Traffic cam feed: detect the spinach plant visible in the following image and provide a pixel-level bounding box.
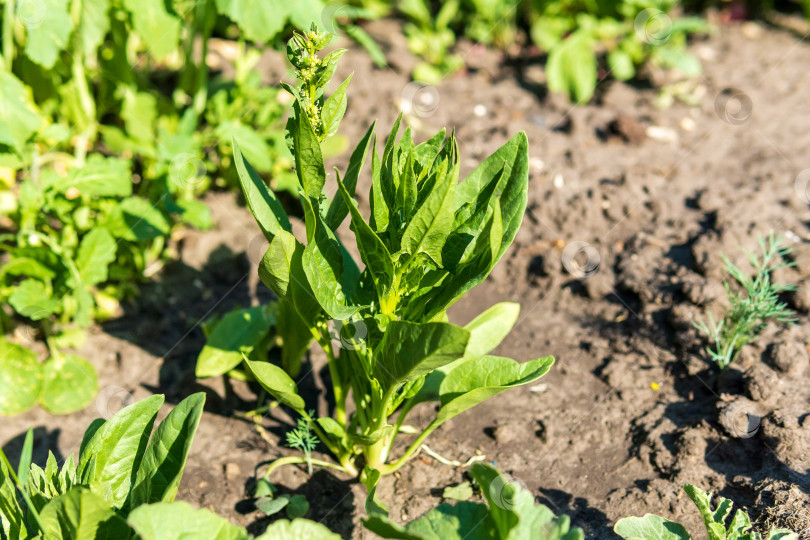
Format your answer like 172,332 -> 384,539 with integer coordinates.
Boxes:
615,484 -> 798,540
0,393 -> 205,539
365,462 -> 584,540
232,26 -> 554,482
693,233 -> 797,369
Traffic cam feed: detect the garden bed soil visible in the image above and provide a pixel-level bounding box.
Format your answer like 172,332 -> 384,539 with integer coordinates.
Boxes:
3,17 -> 810,539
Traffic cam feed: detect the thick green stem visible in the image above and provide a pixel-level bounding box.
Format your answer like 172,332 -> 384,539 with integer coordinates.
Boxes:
70,0 -> 96,165
319,336 -> 347,426
378,420 -> 440,476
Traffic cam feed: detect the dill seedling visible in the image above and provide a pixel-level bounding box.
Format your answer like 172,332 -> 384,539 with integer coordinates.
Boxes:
694,233 -> 798,369
286,413 -> 320,474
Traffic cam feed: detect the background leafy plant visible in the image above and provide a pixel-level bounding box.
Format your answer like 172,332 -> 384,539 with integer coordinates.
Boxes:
0,0 -> 337,415
0,393 -> 206,539
615,484 -> 798,540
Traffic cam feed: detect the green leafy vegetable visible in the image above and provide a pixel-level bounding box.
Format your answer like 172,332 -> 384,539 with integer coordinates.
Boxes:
230,26 -> 553,483
616,484 -> 799,540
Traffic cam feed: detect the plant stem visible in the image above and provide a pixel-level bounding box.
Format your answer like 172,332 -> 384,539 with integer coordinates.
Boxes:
379,420 -> 440,476
319,335 -> 347,426
262,455 -> 352,479
70,0 -> 96,165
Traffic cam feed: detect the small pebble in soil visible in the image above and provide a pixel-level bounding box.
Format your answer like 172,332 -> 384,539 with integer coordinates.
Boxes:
492,423 -> 521,445
224,462 -> 241,478
646,125 -> 678,143
473,104 -> 487,117
553,173 -> 564,188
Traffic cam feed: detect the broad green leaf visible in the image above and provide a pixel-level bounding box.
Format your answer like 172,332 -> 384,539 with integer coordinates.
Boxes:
321,74 -> 353,138
214,0 -> 288,43
174,198 -> 212,230
39,487 -> 130,539
118,197 -> 170,241
79,0 -> 111,56
0,257 -> 55,281
54,155 -> 132,197
364,502 -> 495,540
244,359 -> 305,412
406,502 -> 495,540
290,101 -> 326,199
233,139 -> 292,240
442,483 -> 473,502
122,0 -> 181,60
430,355 -> 554,427
0,338 -> 43,415
196,305 -> 275,378
0,456 -> 27,538
614,515 -> 691,540
257,496 -> 288,516
17,429 -> 33,487
77,228 -> 117,286
39,353 -> 98,414
128,501 -> 248,540
256,518 -> 341,540
80,419 -> 106,458
9,280 -> 60,319
0,72 -> 41,154
259,230 -> 299,298
23,0 -> 74,69
546,32 -> 597,104
300,196 -> 357,320
79,394 -> 164,508
131,393 -> 206,506
683,484 -> 728,540
285,495 -> 309,519
336,172 -> 394,300
220,123 -> 272,172
325,123 -> 375,230
418,201 -> 502,320
728,510 -> 751,537
463,302 -> 520,359
373,322 -> 469,394
258,231 -> 322,328
400,162 -> 456,267
455,131 -> 528,264
607,49 -> 635,81
122,91 -> 158,143
370,143 -> 389,233
469,463 -> 583,540
277,299 -> 313,377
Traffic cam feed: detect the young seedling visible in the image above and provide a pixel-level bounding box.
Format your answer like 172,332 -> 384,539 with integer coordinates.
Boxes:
615,484 -> 798,540
286,414 -> 319,475
365,463 -> 584,540
232,25 -> 554,484
693,233 -> 797,369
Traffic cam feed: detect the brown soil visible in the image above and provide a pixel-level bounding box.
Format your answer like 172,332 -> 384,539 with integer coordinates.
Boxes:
3,18 -> 810,540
